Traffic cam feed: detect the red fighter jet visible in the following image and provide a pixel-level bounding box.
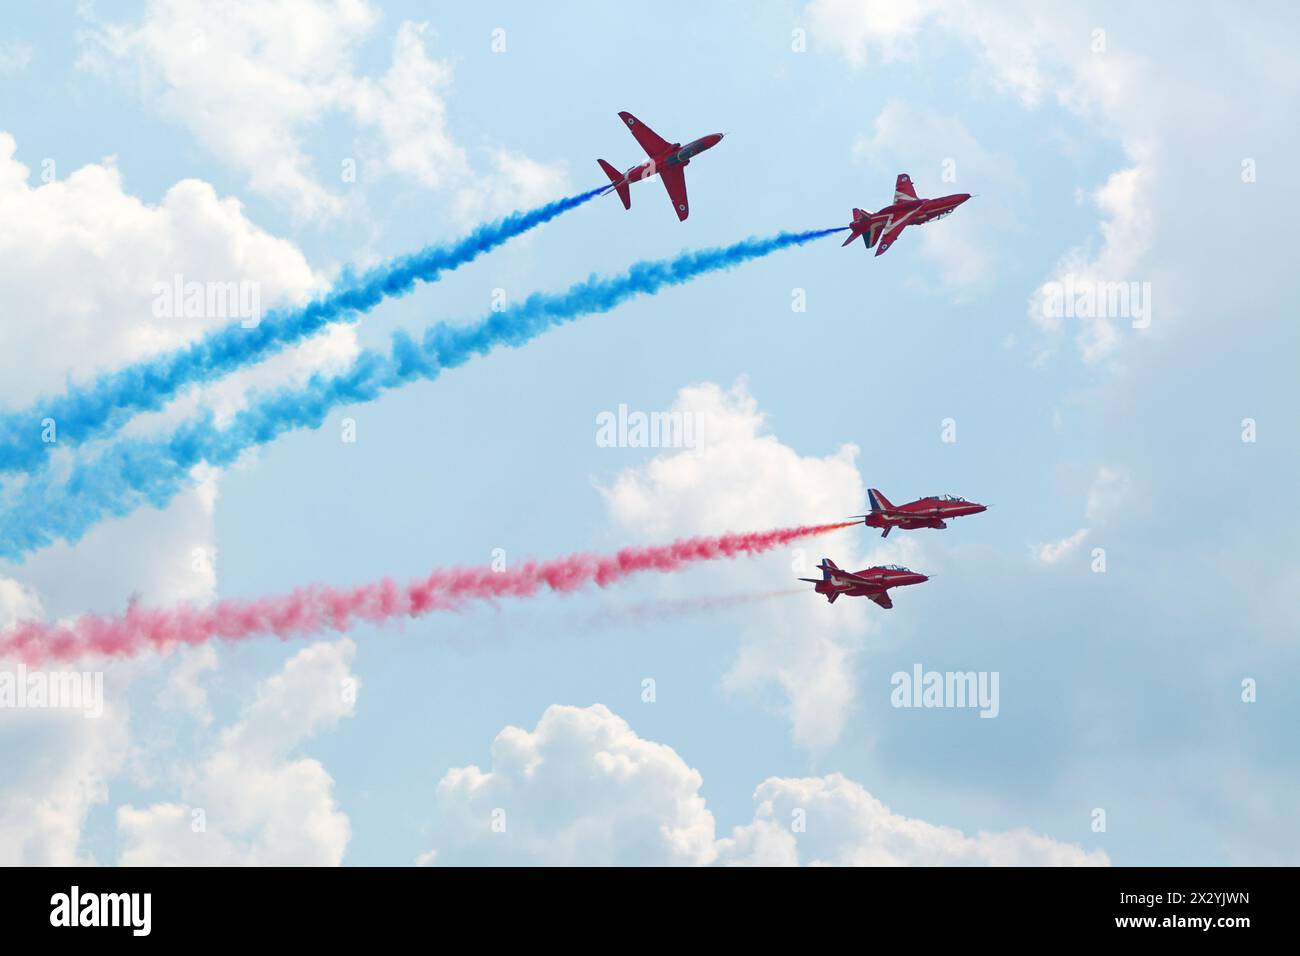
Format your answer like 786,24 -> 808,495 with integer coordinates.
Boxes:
798,558 -> 929,609
843,173 -> 971,256
851,488 -> 988,539
597,112 -> 724,221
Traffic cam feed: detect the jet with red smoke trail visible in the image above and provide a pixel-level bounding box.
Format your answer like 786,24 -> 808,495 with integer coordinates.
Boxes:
798,558 -> 929,609
2,521 -> 855,664
850,488 -> 988,539
597,112 -> 724,221
841,173 -> 971,256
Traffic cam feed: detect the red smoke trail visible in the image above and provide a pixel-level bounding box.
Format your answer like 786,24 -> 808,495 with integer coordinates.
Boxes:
0,522 -> 853,664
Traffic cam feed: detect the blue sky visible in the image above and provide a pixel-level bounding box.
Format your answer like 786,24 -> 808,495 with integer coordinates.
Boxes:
0,0 -> 1296,865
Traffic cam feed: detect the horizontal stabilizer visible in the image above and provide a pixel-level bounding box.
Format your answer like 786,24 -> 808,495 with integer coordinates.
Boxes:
597,159 -> 630,210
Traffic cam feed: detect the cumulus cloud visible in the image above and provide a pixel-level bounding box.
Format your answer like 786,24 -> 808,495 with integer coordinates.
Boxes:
0,134 -> 321,408
427,703 -> 718,866
0,705 -> 131,865
79,0 -> 380,219
1,577 -> 134,865
600,381 -> 863,538
0,125 -> 363,865
79,2 -> 566,219
117,639 -> 358,865
719,773 -> 1108,866
0,131 -> 354,613
343,20 -> 467,193
425,704 -> 1106,866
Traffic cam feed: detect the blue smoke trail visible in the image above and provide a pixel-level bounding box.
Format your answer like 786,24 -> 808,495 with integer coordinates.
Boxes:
0,227 -> 845,560
0,186 -> 607,476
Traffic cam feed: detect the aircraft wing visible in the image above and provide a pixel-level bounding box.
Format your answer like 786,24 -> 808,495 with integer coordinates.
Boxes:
618,111 -> 672,158
659,164 -> 689,221
868,591 -> 894,609
875,220 -> 908,256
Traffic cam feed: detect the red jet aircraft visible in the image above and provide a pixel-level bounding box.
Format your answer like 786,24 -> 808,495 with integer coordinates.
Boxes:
851,488 -> 988,539
798,558 -> 928,609
598,112 -> 724,221
843,173 -> 971,256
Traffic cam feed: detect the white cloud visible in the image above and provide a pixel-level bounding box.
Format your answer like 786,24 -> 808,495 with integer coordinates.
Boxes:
80,3 -> 566,220
427,704 -> 1106,866
806,0 -> 948,69
0,127 -> 362,864
427,703 -> 718,866
601,381 -> 863,541
1033,528 -> 1089,565
117,639 -> 358,865
1,583 -> 137,865
719,773 -> 1108,866
0,577 -> 42,626
454,148 -> 570,221
1030,162 -> 1155,363
80,0 -> 379,219
0,701 -> 132,865
343,21 -> 467,193
0,130 -> 359,606
0,134 -> 321,409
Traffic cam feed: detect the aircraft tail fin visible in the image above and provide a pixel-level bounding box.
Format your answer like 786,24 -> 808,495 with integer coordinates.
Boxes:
598,159 -> 631,209
818,558 -> 840,580
842,208 -> 872,248
867,488 -> 894,512
894,173 -> 917,202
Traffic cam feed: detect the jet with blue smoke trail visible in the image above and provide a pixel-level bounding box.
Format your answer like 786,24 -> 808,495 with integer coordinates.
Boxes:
0,186 -> 607,476
0,227 -> 845,560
